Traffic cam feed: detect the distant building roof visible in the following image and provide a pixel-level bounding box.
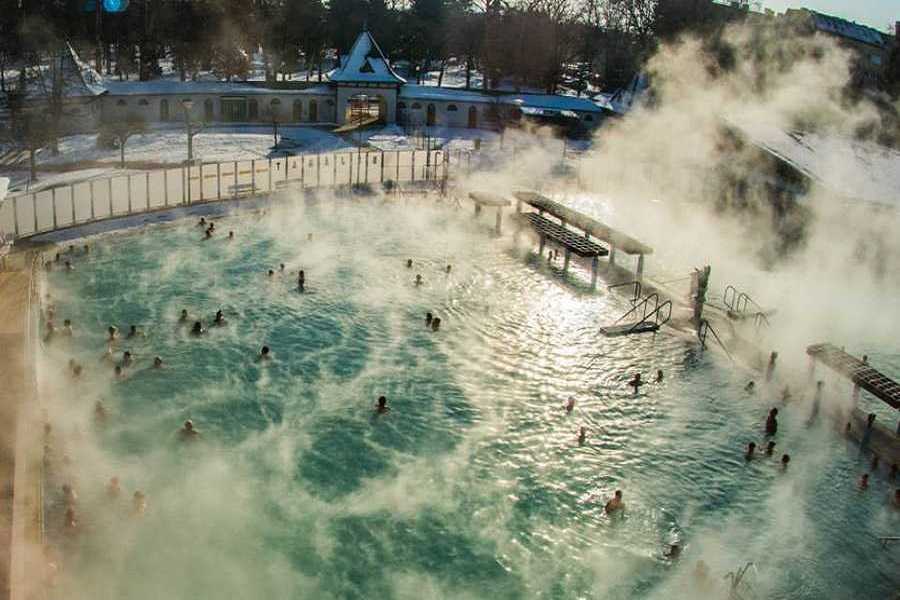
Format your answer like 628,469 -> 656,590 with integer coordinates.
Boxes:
788,8 -> 889,48
328,30 -> 406,85
104,80 -> 332,97
400,85 -> 602,113
21,42 -> 107,100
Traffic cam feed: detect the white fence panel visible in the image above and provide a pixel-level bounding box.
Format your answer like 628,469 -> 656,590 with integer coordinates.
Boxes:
318,154 -> 333,188
34,190 -> 54,232
0,195 -> 17,236
199,164 -> 218,201
131,174 -> 149,213
148,172 -> 166,209
54,187 -> 74,227
110,176 -> 130,215
72,183 -> 91,222
15,195 -> 36,236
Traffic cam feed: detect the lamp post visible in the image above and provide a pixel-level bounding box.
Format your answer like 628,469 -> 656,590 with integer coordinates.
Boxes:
182,98 -> 194,162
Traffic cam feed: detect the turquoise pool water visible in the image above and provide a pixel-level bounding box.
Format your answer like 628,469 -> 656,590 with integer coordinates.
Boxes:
38,200 -> 899,599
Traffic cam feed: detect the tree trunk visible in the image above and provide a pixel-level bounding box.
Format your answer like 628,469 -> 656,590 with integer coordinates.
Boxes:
465,57 -> 471,89
120,141 -> 126,168
29,149 -> 37,182
437,60 -> 445,87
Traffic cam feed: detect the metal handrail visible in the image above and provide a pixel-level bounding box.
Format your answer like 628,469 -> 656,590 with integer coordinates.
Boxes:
698,319 -> 735,362
628,299 -> 672,333
608,280 -> 641,304
723,285 -> 738,311
612,293 -> 659,326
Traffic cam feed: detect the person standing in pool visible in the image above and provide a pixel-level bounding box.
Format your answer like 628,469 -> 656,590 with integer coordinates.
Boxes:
859,473 -> 869,490
258,346 -> 272,361
765,440 -> 776,456
765,408 -> 778,436
655,369 -> 664,383
298,270 -> 305,292
415,274 -> 423,286
214,310 -> 227,326
375,396 -> 389,414
191,321 -> 205,336
425,312 -> 433,327
197,217 -> 207,228
153,356 -> 164,369
781,454 -> 791,470
431,317 -> 441,332
406,259 -> 413,269
62,319 -> 73,337
807,381 -> 823,425
179,309 -> 189,324
628,373 -> 643,394
179,420 -> 199,441
578,426 -> 586,445
605,490 -> 624,514
766,351 -> 778,382
861,413 -> 876,450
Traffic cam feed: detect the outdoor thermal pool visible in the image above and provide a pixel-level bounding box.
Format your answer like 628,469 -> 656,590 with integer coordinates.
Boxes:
34,198 -> 899,599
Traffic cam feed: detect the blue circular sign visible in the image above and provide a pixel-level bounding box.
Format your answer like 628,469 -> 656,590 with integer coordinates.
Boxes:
103,0 -> 128,12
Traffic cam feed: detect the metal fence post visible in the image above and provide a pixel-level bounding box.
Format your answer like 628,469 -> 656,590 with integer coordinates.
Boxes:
251,160 -> 256,197
108,178 -> 113,215
90,181 -> 96,219
199,164 -> 205,202
145,172 -> 150,211
128,174 -> 133,213
268,158 -> 272,192
164,170 -> 169,207
411,151 -> 415,182
32,194 -> 38,232
380,150 -> 385,183
217,162 -> 222,200
12,196 -> 19,237
234,161 -> 239,200
50,187 -> 57,229
396,150 -> 400,181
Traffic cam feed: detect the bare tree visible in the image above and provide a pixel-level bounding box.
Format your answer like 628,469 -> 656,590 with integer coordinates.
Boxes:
99,112 -> 148,168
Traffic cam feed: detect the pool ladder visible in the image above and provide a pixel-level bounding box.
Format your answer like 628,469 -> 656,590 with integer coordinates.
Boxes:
723,285 -> 770,330
698,318 -> 735,362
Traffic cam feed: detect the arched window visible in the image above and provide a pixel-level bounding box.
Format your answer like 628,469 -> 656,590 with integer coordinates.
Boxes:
248,99 -> 259,121
293,100 -> 302,121
446,104 -> 458,112
411,102 -> 421,110
160,99 -> 169,121
204,98 -> 214,121
138,99 -> 149,106
309,99 -> 318,122
116,99 -> 127,106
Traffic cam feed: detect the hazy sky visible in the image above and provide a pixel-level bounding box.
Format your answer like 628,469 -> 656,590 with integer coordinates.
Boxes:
762,0 -> 897,32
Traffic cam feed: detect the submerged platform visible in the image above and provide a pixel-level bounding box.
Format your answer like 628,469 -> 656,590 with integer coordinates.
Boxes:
521,213 -> 608,257
599,321 -> 660,336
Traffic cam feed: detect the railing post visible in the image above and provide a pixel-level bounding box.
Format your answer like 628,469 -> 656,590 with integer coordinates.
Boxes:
163,170 -> 169,207
234,161 -> 238,200
90,181 -> 96,219
268,158 -> 272,192
301,155 -> 305,188
217,162 -> 221,200
317,153 -> 321,189
145,172 -> 150,211
182,166 -> 188,205
51,187 -> 57,229
365,151 -> 369,185
411,151 -> 415,182
108,178 -> 113,215
127,174 -> 134,213
32,194 -> 38,233
380,150 -> 385,183
12,196 -> 19,237
199,163 -> 205,202
396,150 -> 400,182
251,160 -> 256,197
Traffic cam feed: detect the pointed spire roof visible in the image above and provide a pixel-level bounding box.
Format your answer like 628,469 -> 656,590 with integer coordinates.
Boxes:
328,30 -> 406,85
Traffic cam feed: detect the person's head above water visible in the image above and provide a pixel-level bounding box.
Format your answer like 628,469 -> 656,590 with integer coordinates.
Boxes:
260,346 -> 270,358
406,259 -> 413,268
191,321 -> 203,334
184,419 -> 193,431
280,263 -> 285,271
268,269 -> 274,277
153,356 -> 163,368
180,309 -> 188,320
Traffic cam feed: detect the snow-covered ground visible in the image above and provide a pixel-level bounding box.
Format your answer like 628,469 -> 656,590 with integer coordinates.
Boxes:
33,125 -> 352,167
363,125 -> 500,152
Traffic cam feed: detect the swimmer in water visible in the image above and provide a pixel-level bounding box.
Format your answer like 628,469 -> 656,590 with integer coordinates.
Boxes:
578,426 -> 586,445
766,351 -> 778,382
179,420 -> 199,441
628,373 -> 643,394
431,317 -> 441,332
781,454 -> 791,469
406,259 -> 413,269
114,365 -> 123,379
565,398 -> 575,413
298,270 -> 305,292
127,325 -> 139,339
197,217 -> 206,227
107,476 -> 121,499
375,395 -> 389,414
765,408 -> 778,436
208,222 -> 215,233
656,369 -> 663,383
64,507 -> 78,532
214,310 -> 227,326
604,490 -> 624,514
664,544 -> 682,560
43,322 -> 55,343
65,260 -> 73,271
62,319 -> 73,336
258,346 -> 271,361
268,269 -> 275,277
765,440 -> 776,456
426,312 -> 433,327
191,321 -> 205,336
446,265 -> 452,274
228,231 -> 234,240
108,326 -> 118,342
179,309 -> 189,323
279,263 -> 285,273
132,491 -> 147,516
84,244 -> 90,254
744,381 -> 755,393
415,274 -> 423,286
153,356 -> 163,369
859,473 -> 869,490
62,484 -> 78,507
745,442 -> 756,461
122,351 -> 133,367
204,229 -> 212,240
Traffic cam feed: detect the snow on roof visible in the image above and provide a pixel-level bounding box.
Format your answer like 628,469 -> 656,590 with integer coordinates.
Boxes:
808,10 -> 888,48
21,42 -> 106,99
104,80 -> 333,97
733,118 -> 900,208
400,85 -> 602,113
328,30 -> 406,85
595,73 -> 649,115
